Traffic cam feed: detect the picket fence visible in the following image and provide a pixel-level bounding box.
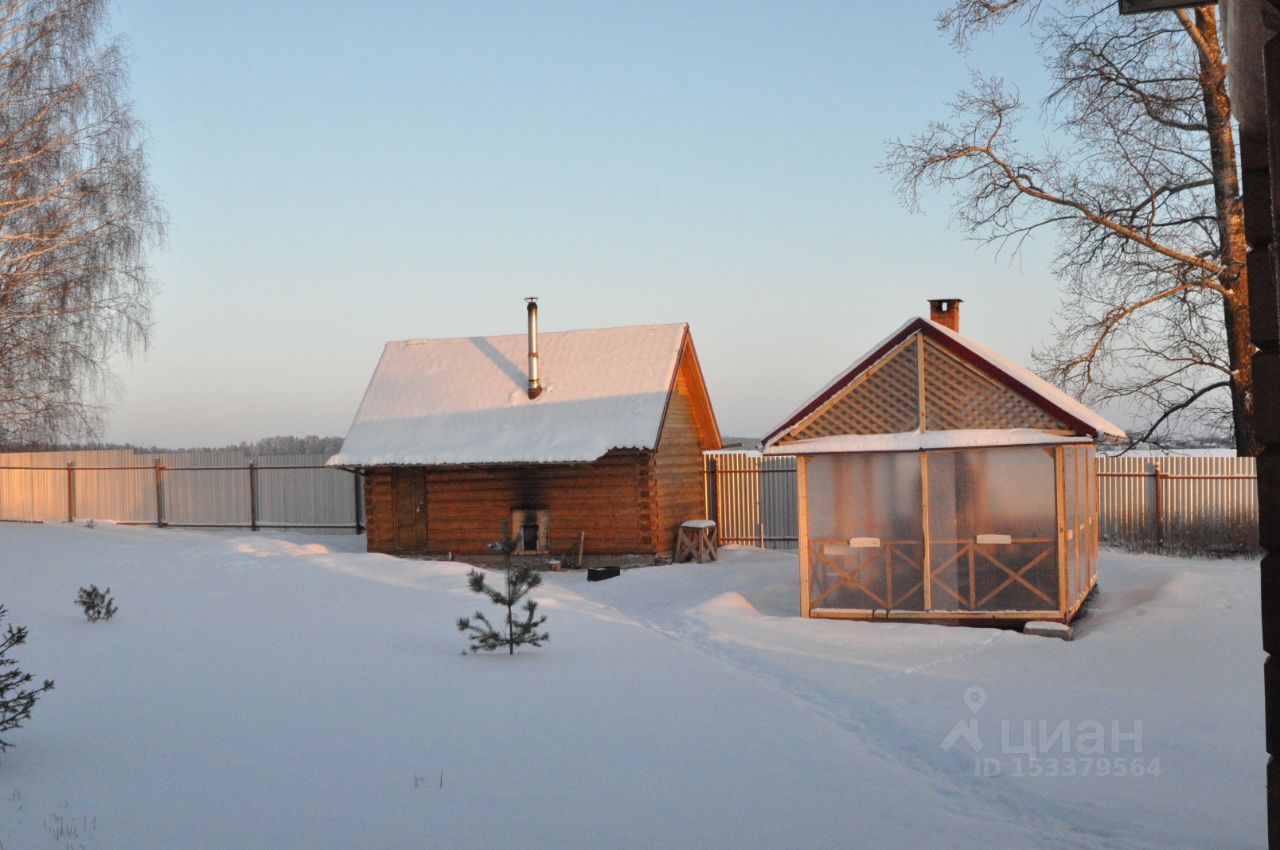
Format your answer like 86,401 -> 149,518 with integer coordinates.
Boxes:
703,451 -> 1260,556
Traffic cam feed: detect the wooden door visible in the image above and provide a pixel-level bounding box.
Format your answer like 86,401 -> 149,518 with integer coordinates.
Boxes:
392,469 -> 428,553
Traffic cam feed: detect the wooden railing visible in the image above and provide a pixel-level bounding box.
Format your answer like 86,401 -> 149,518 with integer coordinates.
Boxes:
808,536 -> 1060,612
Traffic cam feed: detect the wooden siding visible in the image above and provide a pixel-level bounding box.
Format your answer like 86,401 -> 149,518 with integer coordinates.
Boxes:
363,470 -> 397,553
652,364 -> 714,556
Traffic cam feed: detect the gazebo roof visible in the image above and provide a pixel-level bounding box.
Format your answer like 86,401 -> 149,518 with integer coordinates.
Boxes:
761,317 -> 1124,454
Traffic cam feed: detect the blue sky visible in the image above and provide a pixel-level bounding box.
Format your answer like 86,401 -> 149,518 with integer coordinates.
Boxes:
102,1 -> 1068,446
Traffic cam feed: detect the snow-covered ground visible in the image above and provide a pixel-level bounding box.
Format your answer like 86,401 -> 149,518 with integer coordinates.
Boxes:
0,524 -> 1264,849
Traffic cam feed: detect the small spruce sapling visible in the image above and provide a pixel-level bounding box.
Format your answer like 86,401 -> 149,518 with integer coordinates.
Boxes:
457,535 -> 550,654
0,605 -> 54,752
76,585 -> 117,623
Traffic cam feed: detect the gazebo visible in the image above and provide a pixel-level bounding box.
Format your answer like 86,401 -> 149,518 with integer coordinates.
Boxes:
762,300 -> 1124,624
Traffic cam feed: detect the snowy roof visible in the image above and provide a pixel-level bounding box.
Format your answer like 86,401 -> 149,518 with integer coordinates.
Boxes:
761,316 -> 1125,450
329,323 -> 693,467
762,429 -> 1093,456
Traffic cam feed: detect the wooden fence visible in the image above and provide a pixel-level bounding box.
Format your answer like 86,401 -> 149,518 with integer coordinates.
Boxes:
704,451 -> 1260,556
0,449 -> 363,532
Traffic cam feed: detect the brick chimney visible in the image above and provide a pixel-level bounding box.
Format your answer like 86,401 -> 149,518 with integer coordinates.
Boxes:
928,298 -> 962,332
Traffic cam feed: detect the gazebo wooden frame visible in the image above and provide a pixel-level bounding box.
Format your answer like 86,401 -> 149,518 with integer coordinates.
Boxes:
796,443 -> 1098,624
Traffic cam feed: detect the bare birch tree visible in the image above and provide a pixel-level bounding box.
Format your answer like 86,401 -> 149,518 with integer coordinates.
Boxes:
884,2 -> 1255,454
0,0 -> 163,446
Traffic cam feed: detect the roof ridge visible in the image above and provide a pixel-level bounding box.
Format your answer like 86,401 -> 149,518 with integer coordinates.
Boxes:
390,321 -> 689,346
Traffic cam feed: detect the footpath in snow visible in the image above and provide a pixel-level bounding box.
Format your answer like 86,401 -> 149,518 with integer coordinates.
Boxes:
0,523 -> 1265,849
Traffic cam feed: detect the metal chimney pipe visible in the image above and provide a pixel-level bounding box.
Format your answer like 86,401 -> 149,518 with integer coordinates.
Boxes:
526,297 -> 543,399
928,298 -> 962,332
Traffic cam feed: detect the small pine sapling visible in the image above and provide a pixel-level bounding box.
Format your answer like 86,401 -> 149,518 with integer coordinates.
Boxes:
76,585 -> 118,623
457,535 -> 550,654
0,605 -> 54,752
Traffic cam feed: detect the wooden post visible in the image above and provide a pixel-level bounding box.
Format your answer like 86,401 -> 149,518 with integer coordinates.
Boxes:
353,469 -> 364,534
967,544 -> 976,610
154,457 -> 165,527
1055,447 -> 1068,619
797,456 -> 811,617
920,452 -> 932,612
1153,463 -> 1165,549
1216,22 -> 1280,846
1253,35 -> 1280,848
65,461 -> 75,522
248,460 -> 258,532
704,456 -> 718,528
916,336 -> 927,429
1059,445 -> 1070,617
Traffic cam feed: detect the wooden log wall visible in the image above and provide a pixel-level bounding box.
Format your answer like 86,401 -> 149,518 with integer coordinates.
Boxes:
651,366 -> 715,556
364,452 -> 651,557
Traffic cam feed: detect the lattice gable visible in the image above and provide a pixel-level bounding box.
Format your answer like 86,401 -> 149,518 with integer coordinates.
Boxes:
921,337 -> 1067,432
781,336 -> 921,441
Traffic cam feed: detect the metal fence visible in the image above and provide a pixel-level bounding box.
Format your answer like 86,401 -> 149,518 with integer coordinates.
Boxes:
1097,455 -> 1258,554
703,452 -> 798,548
704,450 -> 1260,556
0,449 -> 363,532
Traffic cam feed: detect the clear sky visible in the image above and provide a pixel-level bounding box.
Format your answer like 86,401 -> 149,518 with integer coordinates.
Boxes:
101,0 -> 1075,447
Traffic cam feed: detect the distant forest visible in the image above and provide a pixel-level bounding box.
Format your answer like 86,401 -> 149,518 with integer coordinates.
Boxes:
12,435 -> 345,457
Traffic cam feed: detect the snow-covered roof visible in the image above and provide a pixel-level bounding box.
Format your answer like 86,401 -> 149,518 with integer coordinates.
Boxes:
329,323 -> 691,467
761,316 -> 1125,450
762,429 -> 1093,456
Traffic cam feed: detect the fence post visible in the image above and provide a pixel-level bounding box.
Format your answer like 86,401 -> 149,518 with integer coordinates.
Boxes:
65,461 -> 75,522
1152,462 -> 1165,549
353,470 -> 364,534
248,460 -> 258,532
154,457 -> 165,527
705,456 -> 718,525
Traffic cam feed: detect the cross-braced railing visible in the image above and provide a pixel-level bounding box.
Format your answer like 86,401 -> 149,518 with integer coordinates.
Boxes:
808,537 -> 1057,612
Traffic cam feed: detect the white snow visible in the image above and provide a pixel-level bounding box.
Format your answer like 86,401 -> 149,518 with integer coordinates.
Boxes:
328,323 -> 687,467
0,523 -> 1264,849
764,428 -> 1093,455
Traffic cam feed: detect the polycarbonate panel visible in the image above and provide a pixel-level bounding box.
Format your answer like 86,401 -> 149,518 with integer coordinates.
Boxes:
805,453 -> 924,611
1073,444 -> 1098,606
927,447 -> 1060,612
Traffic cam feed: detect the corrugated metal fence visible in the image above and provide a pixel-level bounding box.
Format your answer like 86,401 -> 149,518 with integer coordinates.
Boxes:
0,449 -> 363,532
1096,455 -> 1258,554
703,452 -> 798,549
704,451 -> 1260,555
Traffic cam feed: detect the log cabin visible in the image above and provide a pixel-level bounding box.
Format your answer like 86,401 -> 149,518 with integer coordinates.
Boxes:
761,299 -> 1124,624
329,300 -> 721,564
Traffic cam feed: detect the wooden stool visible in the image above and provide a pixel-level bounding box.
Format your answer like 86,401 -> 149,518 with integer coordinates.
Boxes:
675,520 -> 718,563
